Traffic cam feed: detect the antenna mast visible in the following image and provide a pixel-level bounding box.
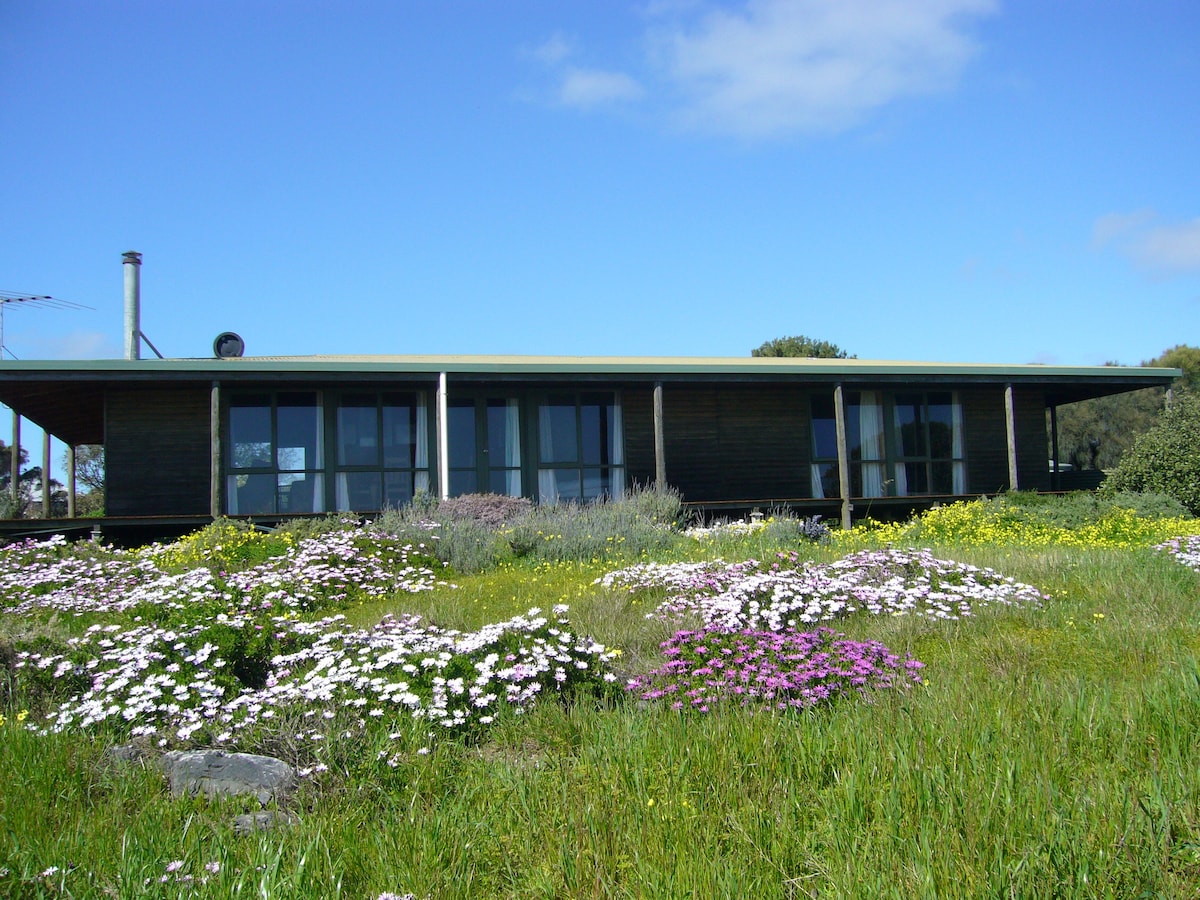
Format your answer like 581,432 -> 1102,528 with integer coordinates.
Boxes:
0,291 -> 92,359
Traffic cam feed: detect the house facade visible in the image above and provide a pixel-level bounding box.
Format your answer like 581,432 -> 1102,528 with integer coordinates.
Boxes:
0,355 -> 1179,528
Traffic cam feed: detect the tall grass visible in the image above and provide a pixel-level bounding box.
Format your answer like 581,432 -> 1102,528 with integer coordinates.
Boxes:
3,494 -> 1200,897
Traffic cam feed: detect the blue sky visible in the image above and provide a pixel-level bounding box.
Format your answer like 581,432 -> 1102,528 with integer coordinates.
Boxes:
1,0 -> 1197,374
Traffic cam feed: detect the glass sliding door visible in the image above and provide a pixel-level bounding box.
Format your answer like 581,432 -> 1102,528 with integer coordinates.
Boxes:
334,391 -> 430,511
227,392 -> 325,514
447,396 -> 523,498
537,392 -> 623,503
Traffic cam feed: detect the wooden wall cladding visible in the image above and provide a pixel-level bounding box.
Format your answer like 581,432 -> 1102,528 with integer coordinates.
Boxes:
106,387 -> 211,516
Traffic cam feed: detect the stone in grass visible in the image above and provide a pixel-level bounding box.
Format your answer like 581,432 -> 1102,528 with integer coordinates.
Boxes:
233,810 -> 299,836
161,750 -> 296,806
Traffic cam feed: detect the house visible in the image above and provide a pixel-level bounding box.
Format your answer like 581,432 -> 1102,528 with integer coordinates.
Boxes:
0,353 -> 1179,537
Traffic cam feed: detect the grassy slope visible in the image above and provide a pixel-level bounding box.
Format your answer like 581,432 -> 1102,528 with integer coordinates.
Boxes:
2,529 -> 1200,898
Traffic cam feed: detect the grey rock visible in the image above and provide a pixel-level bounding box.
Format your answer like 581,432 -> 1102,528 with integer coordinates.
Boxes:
233,810 -> 299,836
161,750 -> 296,805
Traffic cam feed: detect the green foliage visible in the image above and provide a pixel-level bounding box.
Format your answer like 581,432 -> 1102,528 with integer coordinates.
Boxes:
751,334 -> 854,359
1052,344 -> 1200,471
1102,392 -> 1200,514
1146,343 -> 1200,392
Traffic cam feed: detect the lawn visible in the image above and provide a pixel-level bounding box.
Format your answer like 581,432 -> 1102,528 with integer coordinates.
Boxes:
2,492 -> 1200,899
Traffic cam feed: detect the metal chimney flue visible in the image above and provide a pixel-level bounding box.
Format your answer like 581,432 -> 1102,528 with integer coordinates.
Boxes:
122,250 -> 142,361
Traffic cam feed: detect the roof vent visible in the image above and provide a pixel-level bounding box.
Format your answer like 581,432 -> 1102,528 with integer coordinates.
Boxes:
213,332 -> 245,358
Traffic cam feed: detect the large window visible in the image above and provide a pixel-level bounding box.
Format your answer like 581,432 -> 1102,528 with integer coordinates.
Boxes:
811,390 -> 964,498
448,397 -> 522,497
537,392 -> 623,502
892,392 -> 966,495
334,391 -> 429,511
227,392 -> 325,514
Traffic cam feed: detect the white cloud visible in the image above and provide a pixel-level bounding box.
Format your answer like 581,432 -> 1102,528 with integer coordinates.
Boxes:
532,33 -> 574,65
660,0 -> 998,138
1134,220 -> 1200,273
559,68 -> 645,107
1093,210 -> 1200,276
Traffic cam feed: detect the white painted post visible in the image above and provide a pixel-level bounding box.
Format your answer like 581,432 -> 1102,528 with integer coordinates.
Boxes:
437,372 -> 449,500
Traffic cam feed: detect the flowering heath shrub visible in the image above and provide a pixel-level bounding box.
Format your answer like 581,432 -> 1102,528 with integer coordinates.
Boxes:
1156,535 -> 1200,573
601,547 -> 1046,630
18,606 -> 617,748
627,626 -> 924,711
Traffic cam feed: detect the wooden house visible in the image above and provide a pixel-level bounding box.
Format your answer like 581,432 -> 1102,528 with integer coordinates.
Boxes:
0,354 -> 1179,533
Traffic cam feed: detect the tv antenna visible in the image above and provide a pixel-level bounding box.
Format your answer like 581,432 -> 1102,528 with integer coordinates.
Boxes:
0,290 -> 94,359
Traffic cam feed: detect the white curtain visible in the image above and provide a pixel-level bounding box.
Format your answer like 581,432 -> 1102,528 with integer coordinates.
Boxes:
952,393 -> 966,493
414,392 -> 430,493
811,465 -> 825,499
503,398 -> 521,496
609,398 -> 625,497
859,391 -> 886,497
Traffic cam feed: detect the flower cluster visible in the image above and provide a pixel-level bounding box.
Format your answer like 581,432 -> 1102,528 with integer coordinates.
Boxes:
1156,534 -> 1200,572
0,530 -> 447,618
19,606 -> 616,747
601,547 -> 1046,630
627,626 -> 924,711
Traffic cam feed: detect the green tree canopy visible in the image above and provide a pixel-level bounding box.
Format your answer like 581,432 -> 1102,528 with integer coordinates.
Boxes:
1053,344 -> 1200,470
751,335 -> 854,359
1102,391 -> 1200,513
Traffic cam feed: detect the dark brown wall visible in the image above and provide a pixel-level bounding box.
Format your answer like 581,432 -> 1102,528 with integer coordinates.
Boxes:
963,387 -> 1050,493
106,387 -> 210,516
623,385 -> 809,503
1015,388 -> 1050,491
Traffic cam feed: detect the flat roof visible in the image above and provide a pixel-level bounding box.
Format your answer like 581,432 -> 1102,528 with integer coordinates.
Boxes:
0,353 -> 1184,379
0,354 -> 1181,446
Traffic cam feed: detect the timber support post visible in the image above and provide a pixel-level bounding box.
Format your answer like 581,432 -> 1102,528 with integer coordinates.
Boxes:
834,384 -> 852,530
653,382 -> 666,488
1005,383 -> 1019,491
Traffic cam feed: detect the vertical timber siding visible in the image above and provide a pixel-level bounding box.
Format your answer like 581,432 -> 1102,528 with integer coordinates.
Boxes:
621,388 -> 656,490
1015,388 -> 1050,491
963,389 -> 1011,494
106,387 -> 211,516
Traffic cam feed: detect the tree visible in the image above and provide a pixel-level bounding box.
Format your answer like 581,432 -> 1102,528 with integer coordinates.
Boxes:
1101,391 -> 1200,513
752,335 -> 854,359
61,444 -> 105,516
1051,344 -> 1200,470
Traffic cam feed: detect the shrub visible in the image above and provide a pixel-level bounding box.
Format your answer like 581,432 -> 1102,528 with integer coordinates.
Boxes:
1102,393 -> 1200,514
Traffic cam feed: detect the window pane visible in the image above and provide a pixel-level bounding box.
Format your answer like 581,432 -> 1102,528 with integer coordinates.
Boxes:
449,469 -> 477,497
489,468 -> 522,496
337,471 -> 380,511
813,462 -> 839,498
231,473 -> 275,514
279,473 -> 323,513
487,399 -> 520,468
539,397 -> 578,464
904,462 -> 929,494
277,393 -> 322,470
448,401 -> 476,469
582,467 -> 609,500
580,394 -> 614,465
928,395 -> 954,460
384,471 -> 414,508
382,394 -> 417,468
337,396 -> 378,466
230,401 -> 271,469
811,395 -> 838,459
893,395 -> 926,457
931,461 -> 953,494
539,468 -> 581,503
